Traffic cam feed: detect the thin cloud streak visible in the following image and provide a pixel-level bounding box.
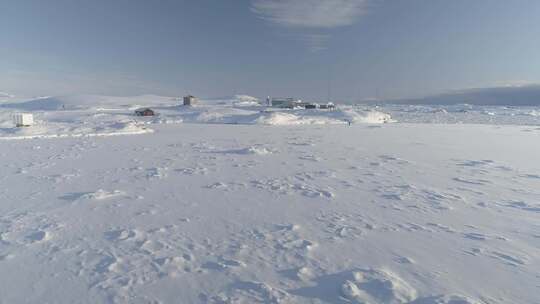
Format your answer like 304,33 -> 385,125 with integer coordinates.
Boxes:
251,0 -> 369,28
299,33 -> 330,52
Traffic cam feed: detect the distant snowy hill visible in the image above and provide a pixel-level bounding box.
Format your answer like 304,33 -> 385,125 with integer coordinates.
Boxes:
0,94 -> 179,111
388,85 -> 540,106
0,92 -> 14,98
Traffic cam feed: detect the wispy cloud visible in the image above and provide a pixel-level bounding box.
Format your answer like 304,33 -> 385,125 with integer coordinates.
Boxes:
298,33 -> 330,52
251,0 -> 370,51
251,0 -> 369,28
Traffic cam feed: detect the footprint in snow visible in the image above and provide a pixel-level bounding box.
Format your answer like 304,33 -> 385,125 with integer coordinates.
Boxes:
25,230 -> 51,243
395,256 -> 415,264
489,251 -> 527,267
202,258 -> 245,272
456,159 -> 495,167
279,267 -> 316,282
0,213 -> 59,246
146,167 -> 168,179
176,166 -> 208,175
413,294 -> 483,304
379,154 -> 410,165
466,248 -> 528,267
290,268 -> 417,304
104,229 -> 140,242
452,177 -> 491,186
299,154 -> 322,162
154,254 -> 196,276
60,189 -> 126,202
214,146 -> 276,155
503,200 -> 540,213
210,281 -> 288,304
291,268 -> 482,304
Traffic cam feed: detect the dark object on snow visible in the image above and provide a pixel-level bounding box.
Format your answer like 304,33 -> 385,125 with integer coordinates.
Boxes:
305,104 -> 318,109
183,95 -> 198,106
320,103 -> 335,109
135,108 -> 155,116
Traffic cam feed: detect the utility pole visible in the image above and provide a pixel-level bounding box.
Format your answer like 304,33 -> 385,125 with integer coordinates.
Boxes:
327,65 -> 332,103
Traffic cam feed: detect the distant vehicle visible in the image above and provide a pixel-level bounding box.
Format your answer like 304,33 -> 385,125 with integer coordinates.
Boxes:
134,108 -> 155,116
13,113 -> 34,127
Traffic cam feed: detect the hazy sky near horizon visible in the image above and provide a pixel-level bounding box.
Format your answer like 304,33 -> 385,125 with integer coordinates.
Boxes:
1,0 -> 539,100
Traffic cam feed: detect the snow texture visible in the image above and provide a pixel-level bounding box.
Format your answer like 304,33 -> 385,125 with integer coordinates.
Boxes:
0,95 -> 539,303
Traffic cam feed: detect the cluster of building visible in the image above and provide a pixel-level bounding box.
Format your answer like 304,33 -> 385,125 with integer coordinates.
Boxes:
11,94 -> 336,128
133,95 -> 335,118
134,95 -> 199,117
265,97 -> 335,110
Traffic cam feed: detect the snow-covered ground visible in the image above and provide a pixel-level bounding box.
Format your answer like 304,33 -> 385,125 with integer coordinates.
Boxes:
0,96 -> 539,303
369,104 -> 540,126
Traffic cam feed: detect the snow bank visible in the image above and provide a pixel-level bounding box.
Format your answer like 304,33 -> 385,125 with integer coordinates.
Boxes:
339,109 -> 394,124
233,95 -> 260,106
218,145 -> 276,155
0,120 -> 152,140
527,110 -> 540,117
253,112 -> 305,125
175,106 -> 392,125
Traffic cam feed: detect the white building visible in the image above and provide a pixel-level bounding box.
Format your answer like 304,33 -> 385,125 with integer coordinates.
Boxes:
269,97 -> 302,108
12,113 -> 34,127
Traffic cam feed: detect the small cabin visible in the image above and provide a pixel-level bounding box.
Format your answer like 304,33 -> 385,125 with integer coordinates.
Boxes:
183,95 -> 198,106
134,108 -> 155,116
13,113 -> 34,127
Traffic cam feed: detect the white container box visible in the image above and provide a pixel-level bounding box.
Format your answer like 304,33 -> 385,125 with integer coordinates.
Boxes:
13,113 -> 34,127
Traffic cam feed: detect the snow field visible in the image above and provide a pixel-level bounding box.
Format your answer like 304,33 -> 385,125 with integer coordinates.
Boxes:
0,122 -> 539,303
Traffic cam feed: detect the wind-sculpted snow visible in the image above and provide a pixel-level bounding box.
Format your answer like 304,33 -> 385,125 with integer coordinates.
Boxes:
0,121 -> 538,303
0,119 -> 152,140
368,103 -> 540,125
177,107 -> 391,125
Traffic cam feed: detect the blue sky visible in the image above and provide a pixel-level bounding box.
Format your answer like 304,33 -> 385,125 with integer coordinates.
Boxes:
1,0 -> 539,101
